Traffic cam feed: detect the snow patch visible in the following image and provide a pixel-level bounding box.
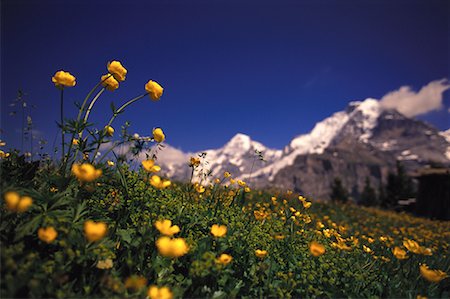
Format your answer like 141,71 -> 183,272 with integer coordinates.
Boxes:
354,99 -> 381,142
397,154 -> 419,161
438,129 -> 450,160
289,111 -> 349,154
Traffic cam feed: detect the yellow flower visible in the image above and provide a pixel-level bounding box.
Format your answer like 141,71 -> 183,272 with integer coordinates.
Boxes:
142,159 -> 161,172
244,187 -> 251,193
153,128 -> 165,143
322,229 -> 332,238
195,183 -> 205,193
38,227 -> 58,244
3,192 -> 33,212
253,210 -> 269,221
210,224 -> 227,238
154,219 -> 180,236
401,239 -> 432,256
17,196 -> 33,212
171,238 -> 189,257
332,241 -> 352,251
255,249 -> 268,258
71,163 -> 102,182
419,264 -> 448,283
4,191 -> 20,211
189,157 -> 201,167
392,247 -> 408,260
417,247 -> 433,256
302,201 -> 312,209
107,61 -> 127,82
124,275 -> 147,290
403,239 -> 424,254
216,254 -> 233,265
72,139 -> 79,145
150,175 -> 171,189
417,295 -> 427,299
381,256 -> 391,263
84,220 -> 108,242
96,258 -> 113,269
310,241 -> 326,257
363,245 -> 373,254
148,286 -> 173,299
0,150 -> 10,159
105,125 -> 115,137
101,74 -> 119,91
52,70 -> 76,87
273,234 -> 285,240
224,171 -> 231,178
156,236 -> 189,258
237,180 -> 246,187
229,178 -> 236,184
107,160 -> 115,167
145,80 -> 164,101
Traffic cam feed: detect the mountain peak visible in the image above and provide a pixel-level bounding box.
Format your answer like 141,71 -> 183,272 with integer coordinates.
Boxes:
225,133 -> 252,150
230,133 -> 251,142
347,98 -> 380,113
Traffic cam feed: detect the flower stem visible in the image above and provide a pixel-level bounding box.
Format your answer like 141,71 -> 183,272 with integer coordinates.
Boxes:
60,88 -> 65,161
96,140 -> 127,164
91,93 -> 147,162
82,87 -> 106,133
65,75 -> 111,168
106,93 -> 147,127
63,88 -> 106,173
76,75 -> 111,123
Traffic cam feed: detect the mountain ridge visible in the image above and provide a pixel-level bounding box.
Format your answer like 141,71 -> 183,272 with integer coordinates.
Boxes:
153,98 -> 449,200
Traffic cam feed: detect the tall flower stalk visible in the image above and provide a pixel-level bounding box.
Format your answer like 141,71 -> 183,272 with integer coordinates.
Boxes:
51,70 -> 76,162
51,62 -> 164,179
91,93 -> 148,161
60,88 -> 65,160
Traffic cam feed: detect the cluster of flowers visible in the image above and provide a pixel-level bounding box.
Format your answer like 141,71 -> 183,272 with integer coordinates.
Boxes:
311,204 -> 449,284
51,61 -> 163,99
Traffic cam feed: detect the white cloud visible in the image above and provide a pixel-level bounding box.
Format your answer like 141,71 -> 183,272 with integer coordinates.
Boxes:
379,79 -> 450,117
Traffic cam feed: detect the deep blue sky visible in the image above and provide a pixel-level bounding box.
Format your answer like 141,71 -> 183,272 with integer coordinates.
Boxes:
1,0 -> 449,153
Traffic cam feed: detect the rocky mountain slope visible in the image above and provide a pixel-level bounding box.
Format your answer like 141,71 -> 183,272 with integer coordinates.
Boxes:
155,99 -> 450,200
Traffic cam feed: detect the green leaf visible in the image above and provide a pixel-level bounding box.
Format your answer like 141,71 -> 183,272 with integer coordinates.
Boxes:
116,229 -> 132,244
14,215 -> 42,242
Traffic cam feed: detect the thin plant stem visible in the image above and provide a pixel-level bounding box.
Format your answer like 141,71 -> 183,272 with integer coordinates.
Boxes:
66,76 -> 111,168
82,87 -> 106,135
60,88 -> 65,161
30,121 -> 33,159
96,140 -> 127,164
21,98 -> 25,153
91,93 -> 147,161
106,93 -> 147,127
76,75 -> 111,123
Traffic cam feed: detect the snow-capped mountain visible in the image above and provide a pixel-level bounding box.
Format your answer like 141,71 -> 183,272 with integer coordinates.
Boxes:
152,98 -> 449,200
246,98 -> 384,181
158,133 -> 282,181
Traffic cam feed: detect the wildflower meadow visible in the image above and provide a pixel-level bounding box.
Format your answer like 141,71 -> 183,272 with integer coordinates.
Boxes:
1,61 -> 449,298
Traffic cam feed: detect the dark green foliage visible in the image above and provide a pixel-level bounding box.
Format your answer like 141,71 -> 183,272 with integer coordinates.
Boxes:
360,177 -> 377,206
0,152 -> 40,188
330,177 -> 349,203
382,161 -> 415,208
